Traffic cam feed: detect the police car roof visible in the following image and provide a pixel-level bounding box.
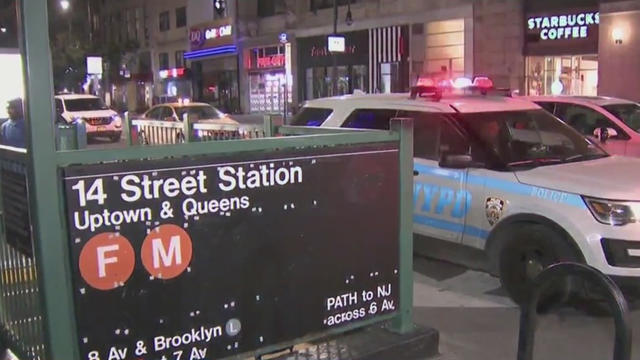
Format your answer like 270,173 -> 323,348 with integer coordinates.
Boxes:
304,92 -> 540,114
524,95 -> 637,107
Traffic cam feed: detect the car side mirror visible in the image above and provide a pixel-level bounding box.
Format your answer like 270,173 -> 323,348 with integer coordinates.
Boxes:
439,153 -> 484,169
593,127 -> 618,143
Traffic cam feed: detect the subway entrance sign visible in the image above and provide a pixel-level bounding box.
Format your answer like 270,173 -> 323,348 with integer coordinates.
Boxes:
62,144 -> 400,360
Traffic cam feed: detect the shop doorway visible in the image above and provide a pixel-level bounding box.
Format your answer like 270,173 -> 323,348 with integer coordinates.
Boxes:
526,55 -> 598,96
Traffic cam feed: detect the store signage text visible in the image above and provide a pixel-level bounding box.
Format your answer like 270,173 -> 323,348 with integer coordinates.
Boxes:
311,45 -> 356,57
527,12 -> 599,40
189,20 -> 233,50
159,67 -> 185,79
257,54 -> 285,68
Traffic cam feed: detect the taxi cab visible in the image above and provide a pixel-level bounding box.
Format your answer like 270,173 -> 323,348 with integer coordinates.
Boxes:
523,95 -> 640,157
292,77 -> 640,303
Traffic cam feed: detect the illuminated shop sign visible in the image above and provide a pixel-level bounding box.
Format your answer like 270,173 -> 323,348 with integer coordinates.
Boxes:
159,68 -> 185,79
327,35 -> 345,52
257,54 -> 285,68
527,11 -> 599,40
189,19 -> 234,51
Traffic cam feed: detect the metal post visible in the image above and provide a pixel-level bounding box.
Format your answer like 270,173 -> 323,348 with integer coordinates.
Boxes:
123,111 -> 133,146
182,113 -> 193,143
75,120 -> 87,149
19,0 -> 79,359
390,117 -> 414,334
331,0 -> 338,96
263,114 -> 274,137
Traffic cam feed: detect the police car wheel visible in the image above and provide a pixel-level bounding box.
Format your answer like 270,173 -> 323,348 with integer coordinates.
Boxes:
498,224 -> 579,305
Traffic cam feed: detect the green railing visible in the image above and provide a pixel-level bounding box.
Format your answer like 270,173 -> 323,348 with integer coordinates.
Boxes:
0,148 -> 45,360
6,1 -> 416,359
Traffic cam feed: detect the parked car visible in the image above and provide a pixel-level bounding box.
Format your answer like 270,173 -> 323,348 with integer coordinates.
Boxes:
143,102 -> 239,125
292,77 -> 640,304
523,95 -> 640,157
55,94 -> 122,142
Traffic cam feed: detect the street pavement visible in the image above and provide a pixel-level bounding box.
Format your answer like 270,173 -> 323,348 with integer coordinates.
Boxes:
413,256 -> 640,360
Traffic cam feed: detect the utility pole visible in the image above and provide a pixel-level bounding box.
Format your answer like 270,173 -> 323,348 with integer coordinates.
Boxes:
331,0 -> 338,96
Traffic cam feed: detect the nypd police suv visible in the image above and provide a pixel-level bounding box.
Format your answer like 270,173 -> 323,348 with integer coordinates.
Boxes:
292,77 -> 640,303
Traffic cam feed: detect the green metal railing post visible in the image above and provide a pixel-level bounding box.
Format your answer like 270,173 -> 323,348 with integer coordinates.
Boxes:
124,111 -> 133,146
75,121 -> 87,149
390,117 -> 414,334
183,113 -> 193,143
264,114 -> 283,137
56,124 -> 76,151
19,0 -> 79,359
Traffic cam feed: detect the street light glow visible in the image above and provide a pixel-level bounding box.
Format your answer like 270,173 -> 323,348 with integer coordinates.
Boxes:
60,0 -> 70,11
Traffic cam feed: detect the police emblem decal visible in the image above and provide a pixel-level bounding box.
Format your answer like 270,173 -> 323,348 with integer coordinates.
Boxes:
485,197 -> 505,226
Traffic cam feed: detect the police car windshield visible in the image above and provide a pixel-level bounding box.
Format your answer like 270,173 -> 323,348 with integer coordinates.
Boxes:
458,110 -> 607,168
602,103 -> 640,133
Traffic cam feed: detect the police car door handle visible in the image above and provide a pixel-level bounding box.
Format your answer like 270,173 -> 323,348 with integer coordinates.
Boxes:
413,170 -> 419,176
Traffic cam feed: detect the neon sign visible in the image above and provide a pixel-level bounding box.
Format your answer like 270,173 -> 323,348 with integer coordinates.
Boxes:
205,24 -> 232,40
189,20 -> 234,50
527,12 -> 599,40
257,54 -> 285,68
159,68 -> 186,79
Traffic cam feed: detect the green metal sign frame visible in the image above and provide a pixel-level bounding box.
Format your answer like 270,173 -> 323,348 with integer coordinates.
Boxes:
4,0 -> 416,359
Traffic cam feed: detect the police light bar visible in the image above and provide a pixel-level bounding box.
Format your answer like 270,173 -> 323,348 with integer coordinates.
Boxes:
472,76 -> 494,90
452,77 -> 473,89
411,75 -> 497,100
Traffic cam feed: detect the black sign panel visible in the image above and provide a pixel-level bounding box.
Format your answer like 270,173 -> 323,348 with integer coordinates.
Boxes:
62,144 -> 399,360
297,30 -> 369,68
524,7 -> 599,56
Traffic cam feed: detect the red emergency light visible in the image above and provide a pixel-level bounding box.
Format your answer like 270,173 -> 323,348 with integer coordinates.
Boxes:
412,76 -> 496,99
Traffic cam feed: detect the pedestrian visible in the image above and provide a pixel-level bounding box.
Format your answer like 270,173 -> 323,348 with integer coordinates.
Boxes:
1,98 -> 26,148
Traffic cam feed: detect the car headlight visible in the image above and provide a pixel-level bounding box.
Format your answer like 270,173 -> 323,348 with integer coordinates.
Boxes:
111,114 -> 122,127
583,197 -> 640,226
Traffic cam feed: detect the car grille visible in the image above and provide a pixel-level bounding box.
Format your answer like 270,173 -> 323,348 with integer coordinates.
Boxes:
601,238 -> 640,268
85,117 -> 112,126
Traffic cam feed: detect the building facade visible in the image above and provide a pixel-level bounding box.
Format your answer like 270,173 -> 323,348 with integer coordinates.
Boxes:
149,0 -> 190,104
91,0 -> 153,113
91,0 -> 640,114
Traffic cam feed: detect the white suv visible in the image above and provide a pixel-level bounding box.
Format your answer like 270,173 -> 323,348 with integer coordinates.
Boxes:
292,78 -> 640,303
523,95 -> 640,157
55,94 -> 123,142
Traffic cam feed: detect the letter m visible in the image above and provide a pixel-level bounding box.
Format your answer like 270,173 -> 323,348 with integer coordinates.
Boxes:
152,236 -> 182,268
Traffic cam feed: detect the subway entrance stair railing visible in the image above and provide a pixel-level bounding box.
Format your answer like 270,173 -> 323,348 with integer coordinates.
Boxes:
2,1 -> 435,356
0,109 -> 439,360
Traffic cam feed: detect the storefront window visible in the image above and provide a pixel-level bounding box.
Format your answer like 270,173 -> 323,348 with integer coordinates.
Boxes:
202,70 -> 239,113
526,55 -> 598,96
425,19 -> 465,78
249,72 -> 291,114
305,66 -> 368,100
